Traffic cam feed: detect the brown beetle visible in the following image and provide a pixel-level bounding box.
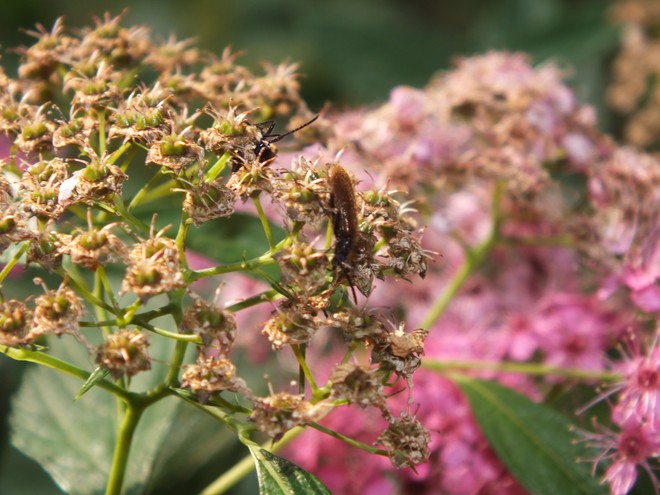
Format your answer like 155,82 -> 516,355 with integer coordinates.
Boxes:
328,163 -> 359,267
327,164 -> 380,300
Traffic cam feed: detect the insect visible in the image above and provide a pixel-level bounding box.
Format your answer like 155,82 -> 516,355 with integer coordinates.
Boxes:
328,164 -> 359,267
231,113 -> 319,172
327,163 -> 371,301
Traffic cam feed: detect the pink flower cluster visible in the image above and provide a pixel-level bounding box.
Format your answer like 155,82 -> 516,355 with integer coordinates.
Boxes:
281,52 -> 660,494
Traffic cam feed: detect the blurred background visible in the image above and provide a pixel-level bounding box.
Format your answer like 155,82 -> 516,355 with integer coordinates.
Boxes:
0,0 -> 618,118
0,0 -> 621,493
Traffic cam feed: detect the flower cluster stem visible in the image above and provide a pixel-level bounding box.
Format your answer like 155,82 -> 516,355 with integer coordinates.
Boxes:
105,404 -> 144,495
420,181 -> 504,329
423,358 -> 622,382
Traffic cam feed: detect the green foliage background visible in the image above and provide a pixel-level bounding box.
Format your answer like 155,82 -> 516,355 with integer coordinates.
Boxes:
0,0 -> 621,493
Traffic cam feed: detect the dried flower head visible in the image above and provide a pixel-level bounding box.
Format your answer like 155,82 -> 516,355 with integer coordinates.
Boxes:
329,363 -> 386,410
182,297 -> 237,353
200,106 -> 263,165
375,414 -> 431,468
276,237 -> 329,297
26,231 -> 70,271
109,84 -> 172,145
31,281 -> 84,339
14,103 -> 55,154
272,157 -> 328,224
0,300 -> 33,346
182,180 -> 236,226
19,157 -> 69,220
261,300 -> 321,349
181,356 -> 248,401
0,210 -> 34,252
146,127 -> 204,172
144,34 -> 199,73
75,12 -> 151,69
250,392 -> 331,440
327,307 -> 387,343
63,62 -> 122,112
96,329 -> 151,380
59,153 -> 127,206
371,324 -> 428,379
121,231 -> 185,300
225,157 -> 275,200
67,222 -> 125,270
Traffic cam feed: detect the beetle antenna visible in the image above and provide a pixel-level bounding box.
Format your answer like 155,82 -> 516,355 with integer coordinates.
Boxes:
265,114 -> 320,144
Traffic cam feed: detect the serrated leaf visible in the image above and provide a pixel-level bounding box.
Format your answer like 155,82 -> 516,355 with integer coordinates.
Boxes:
454,376 -> 606,495
243,439 -> 331,495
74,366 -> 110,400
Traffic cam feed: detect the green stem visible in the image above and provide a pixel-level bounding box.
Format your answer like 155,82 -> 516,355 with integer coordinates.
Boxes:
422,358 -> 622,382
127,170 -> 167,211
107,142 -> 133,166
291,344 -> 318,394
108,196 -> 150,234
165,340 -> 189,387
0,242 -> 29,285
93,267 -> 113,336
175,210 -> 190,272
98,111 -> 106,156
419,251 -> 474,329
252,193 -> 275,251
205,153 -> 231,182
105,404 -> 144,495
308,422 -> 388,456
0,344 -> 130,401
190,253 -> 276,281
224,289 -> 283,312
419,181 -> 503,329
149,326 -> 201,343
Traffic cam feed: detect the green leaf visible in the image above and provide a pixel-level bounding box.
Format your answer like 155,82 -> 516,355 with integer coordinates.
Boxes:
187,212 -> 283,264
8,334 -> 234,494
74,365 -> 110,400
243,438 -> 331,495
454,376 -> 606,495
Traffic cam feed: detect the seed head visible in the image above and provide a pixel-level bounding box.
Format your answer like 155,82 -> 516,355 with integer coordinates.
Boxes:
121,232 -> 185,299
67,223 -> 125,270
371,324 -> 428,379
146,127 -> 204,172
96,329 -> 151,380
182,297 -> 237,353
276,237 -> 329,297
262,300 -> 321,349
329,363 -> 386,410
250,391 -> 331,440
375,414 -> 431,468
182,180 -> 236,226
31,281 -> 84,338
0,300 -> 33,346
181,355 -> 248,401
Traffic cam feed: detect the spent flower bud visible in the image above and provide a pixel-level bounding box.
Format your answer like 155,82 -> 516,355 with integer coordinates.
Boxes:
96,329 -> 151,380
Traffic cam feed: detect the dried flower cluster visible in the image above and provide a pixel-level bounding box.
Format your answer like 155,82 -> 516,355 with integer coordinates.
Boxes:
0,12 -> 430,484
609,0 -> 660,147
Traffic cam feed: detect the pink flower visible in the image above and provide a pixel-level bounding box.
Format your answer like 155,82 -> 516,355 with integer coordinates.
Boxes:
621,227 -> 660,313
612,331 -> 660,427
599,423 -> 660,495
532,294 -> 619,372
388,86 -> 427,128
